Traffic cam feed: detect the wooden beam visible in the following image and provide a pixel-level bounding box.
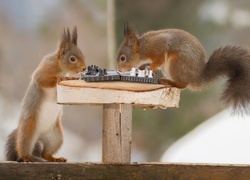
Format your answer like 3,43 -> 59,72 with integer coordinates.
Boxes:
57,80 -> 180,109
1,162 -> 250,179
102,104 -> 132,163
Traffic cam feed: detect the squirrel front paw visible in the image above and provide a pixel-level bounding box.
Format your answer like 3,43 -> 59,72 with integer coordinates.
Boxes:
57,77 -> 79,82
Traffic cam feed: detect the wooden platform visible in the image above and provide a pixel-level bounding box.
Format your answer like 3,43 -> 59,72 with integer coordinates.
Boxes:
57,80 -> 180,163
1,162 -> 250,180
57,80 -> 180,108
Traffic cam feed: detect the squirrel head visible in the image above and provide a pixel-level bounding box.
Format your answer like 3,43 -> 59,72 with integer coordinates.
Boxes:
57,26 -> 86,74
116,23 -> 140,72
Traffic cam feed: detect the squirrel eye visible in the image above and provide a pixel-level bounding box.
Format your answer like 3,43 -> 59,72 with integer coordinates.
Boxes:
69,56 -> 76,62
120,55 -> 126,62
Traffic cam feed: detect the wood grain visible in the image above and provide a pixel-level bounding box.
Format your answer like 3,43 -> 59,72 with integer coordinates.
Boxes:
58,80 -> 170,92
1,162 -> 250,180
57,80 -> 180,109
102,104 -> 132,163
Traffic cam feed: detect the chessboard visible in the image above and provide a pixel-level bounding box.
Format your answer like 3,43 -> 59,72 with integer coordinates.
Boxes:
81,65 -> 159,84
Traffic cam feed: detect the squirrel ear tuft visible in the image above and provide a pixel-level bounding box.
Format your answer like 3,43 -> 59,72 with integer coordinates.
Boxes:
72,26 -> 77,46
59,27 -> 71,56
124,22 -> 135,38
61,27 -> 71,43
124,22 -> 138,46
123,22 -> 127,37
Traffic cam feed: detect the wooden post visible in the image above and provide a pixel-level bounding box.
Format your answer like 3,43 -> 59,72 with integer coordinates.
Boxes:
103,104 -> 132,163
107,0 -> 116,69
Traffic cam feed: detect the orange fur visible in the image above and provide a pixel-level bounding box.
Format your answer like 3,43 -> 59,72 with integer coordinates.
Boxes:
16,117 -> 37,161
168,52 -> 188,88
150,56 -> 165,72
34,59 -> 59,88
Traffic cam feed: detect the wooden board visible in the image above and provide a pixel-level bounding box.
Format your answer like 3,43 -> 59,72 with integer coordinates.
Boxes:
1,162 -> 250,180
58,80 -> 169,92
57,80 -> 180,109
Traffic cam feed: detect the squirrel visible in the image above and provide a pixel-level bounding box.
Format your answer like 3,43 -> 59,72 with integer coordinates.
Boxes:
117,23 -> 250,114
5,26 -> 86,162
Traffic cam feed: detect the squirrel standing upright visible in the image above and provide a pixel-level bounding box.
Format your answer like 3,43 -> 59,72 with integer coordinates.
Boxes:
5,26 -> 86,162
117,23 -> 250,114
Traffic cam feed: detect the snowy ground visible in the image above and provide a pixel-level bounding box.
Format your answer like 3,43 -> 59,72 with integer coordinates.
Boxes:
161,109 -> 250,164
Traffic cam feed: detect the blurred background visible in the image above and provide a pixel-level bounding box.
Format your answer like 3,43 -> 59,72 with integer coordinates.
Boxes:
0,0 -> 250,162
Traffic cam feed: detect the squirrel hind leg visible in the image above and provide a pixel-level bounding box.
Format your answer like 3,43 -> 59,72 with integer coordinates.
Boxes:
16,157 -> 34,162
42,154 -> 67,162
40,119 -> 67,162
32,141 -> 43,157
16,142 -> 44,162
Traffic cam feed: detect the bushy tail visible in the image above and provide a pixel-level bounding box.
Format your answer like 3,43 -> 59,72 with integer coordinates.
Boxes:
203,45 -> 250,114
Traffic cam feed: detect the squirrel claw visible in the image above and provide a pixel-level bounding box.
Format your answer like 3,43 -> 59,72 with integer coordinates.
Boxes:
49,157 -> 67,162
43,154 -> 67,162
54,157 -> 67,162
16,157 -> 34,162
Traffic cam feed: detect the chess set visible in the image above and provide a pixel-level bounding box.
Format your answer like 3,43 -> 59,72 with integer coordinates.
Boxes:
81,65 -> 159,84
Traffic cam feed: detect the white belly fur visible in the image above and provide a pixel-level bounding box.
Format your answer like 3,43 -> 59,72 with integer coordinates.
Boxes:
37,87 -> 62,134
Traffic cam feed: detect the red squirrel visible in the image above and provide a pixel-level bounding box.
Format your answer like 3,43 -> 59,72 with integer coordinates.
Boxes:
5,26 -> 86,162
117,23 -> 250,114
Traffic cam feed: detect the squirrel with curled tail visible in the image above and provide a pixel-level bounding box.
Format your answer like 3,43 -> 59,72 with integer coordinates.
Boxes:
5,26 -> 86,162
117,23 -> 250,114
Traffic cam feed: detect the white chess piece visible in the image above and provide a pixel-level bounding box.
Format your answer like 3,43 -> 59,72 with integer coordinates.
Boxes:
145,67 -> 149,77
130,67 -> 136,76
142,70 -> 145,77
148,70 -> 153,78
138,70 -> 145,77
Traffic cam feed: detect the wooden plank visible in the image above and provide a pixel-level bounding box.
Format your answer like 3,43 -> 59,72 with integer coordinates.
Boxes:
57,80 -> 180,109
102,104 -> 132,163
1,162 -> 250,180
58,80 -> 169,92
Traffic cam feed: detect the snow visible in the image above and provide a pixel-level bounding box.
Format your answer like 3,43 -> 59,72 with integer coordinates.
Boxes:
160,110 -> 250,164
